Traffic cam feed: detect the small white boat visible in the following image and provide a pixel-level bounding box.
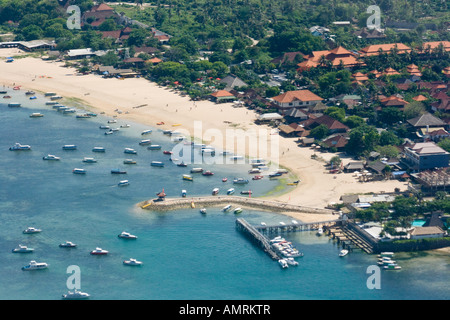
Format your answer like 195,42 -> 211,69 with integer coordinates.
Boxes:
190,168 -> 203,173
62,290 -> 90,300
316,227 -> 323,236
82,157 -> 97,163
383,264 -> 402,270
120,124 -> 130,128
151,161 -> 164,167
212,188 -> 219,195
139,139 -> 152,146
182,174 -> 193,181
9,143 -> 31,151
200,208 -> 207,214
92,147 -> 105,153
12,244 -> 34,253
124,148 -> 137,154
59,241 -> 77,248
90,247 -> 108,255
23,227 -> 42,234
181,190 -> 187,197
379,252 -> 394,257
62,145 -> 77,150
123,258 -> 143,266
233,178 -> 249,184
118,180 -> 129,187
107,119 -> 117,124
43,154 -> 60,161
72,168 -> 86,174
29,113 -> 44,118
22,260 -> 48,271
278,259 -> 289,269
222,204 -> 232,212
141,129 -> 152,135
233,208 -> 243,214
118,231 -> 137,239
123,159 -> 136,164
227,188 -> 235,195
147,145 -> 161,150
339,249 -> 349,257
285,257 -> 299,266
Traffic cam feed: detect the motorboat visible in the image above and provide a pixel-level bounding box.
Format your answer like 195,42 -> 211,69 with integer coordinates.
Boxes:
62,145 -> 77,150
212,188 -> 219,195
62,108 -> 76,114
285,258 -> 299,266
248,168 -> 261,174
107,119 -> 117,124
190,168 -> 203,173
50,95 -> 62,100
124,148 -> 137,154
92,147 -> 105,153
82,157 -> 97,163
177,162 -> 187,167
230,155 -> 244,161
76,113 -> 91,118
222,178 -> 228,182
72,168 -> 86,174
62,290 -> 90,300
252,175 -> 263,180
316,227 -> 323,236
200,208 -> 207,214
118,180 -> 129,187
25,90 -> 35,95
227,188 -> 235,195
90,247 -> 108,255
139,139 -> 152,146
104,130 -> 113,135
59,241 -> 77,248
99,125 -> 110,130
233,178 -> 249,184
240,190 -> 252,195
8,102 -> 21,107
46,101 -> 58,105
44,92 -> 56,97
148,145 -> 162,150
163,150 -> 173,155
111,169 -> 127,174
9,143 -> 31,151
43,154 -> 60,161
379,252 -> 394,257
118,231 -> 137,239
151,161 -> 164,167
202,170 -> 214,176
141,129 -> 152,135
383,264 -> 402,270
23,227 -> 42,234
29,113 -> 43,118
123,258 -> 143,266
233,208 -> 243,214
269,172 -> 282,178
120,124 -> 130,128
182,174 -> 193,181
222,204 -> 232,212
3,95 -> 11,99
278,259 -> 289,269
12,245 -> 34,253
22,260 -> 48,271
123,159 -> 136,164
339,249 -> 349,257
181,190 -> 187,197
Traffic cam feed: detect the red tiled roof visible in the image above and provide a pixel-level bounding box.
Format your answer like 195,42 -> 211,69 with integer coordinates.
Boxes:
272,90 -> 323,103
413,95 -> 428,102
211,90 -> 235,98
421,41 -> 450,52
323,135 -> 348,148
380,96 -> 408,106
92,3 -> 114,11
359,43 -> 411,56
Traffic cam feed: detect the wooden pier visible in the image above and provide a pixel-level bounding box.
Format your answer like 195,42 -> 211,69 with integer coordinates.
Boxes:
139,196 -> 334,215
256,220 -> 338,234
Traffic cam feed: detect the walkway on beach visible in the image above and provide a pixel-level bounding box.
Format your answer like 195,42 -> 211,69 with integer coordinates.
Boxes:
138,195 -> 334,215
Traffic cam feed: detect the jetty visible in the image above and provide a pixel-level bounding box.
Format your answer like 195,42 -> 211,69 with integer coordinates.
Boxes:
138,196 -> 334,215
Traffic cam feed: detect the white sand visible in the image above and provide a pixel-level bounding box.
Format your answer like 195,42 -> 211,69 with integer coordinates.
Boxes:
0,51 -> 408,222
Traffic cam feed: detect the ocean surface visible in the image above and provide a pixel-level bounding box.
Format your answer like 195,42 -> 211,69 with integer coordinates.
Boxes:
0,88 -> 449,300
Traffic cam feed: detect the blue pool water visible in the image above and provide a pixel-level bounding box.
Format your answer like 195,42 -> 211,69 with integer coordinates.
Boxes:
0,88 -> 449,300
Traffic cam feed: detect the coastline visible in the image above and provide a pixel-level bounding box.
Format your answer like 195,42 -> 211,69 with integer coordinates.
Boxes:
0,51 -> 408,222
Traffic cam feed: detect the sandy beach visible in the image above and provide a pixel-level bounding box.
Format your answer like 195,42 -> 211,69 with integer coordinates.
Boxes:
0,50 -> 409,222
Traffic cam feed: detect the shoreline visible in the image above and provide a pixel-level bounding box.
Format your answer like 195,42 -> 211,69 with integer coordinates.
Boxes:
0,52 -> 409,222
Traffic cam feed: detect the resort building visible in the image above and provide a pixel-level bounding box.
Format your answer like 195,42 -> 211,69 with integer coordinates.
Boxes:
210,90 -> 236,103
271,90 -> 323,110
402,142 -> 450,171
299,46 -> 361,70
358,43 -> 411,57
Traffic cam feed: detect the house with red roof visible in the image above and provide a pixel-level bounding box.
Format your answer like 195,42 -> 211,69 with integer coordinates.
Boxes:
210,90 -> 235,103
82,3 -> 119,28
271,90 -> 323,110
297,46 -> 361,71
358,43 -> 411,57
301,114 -> 349,134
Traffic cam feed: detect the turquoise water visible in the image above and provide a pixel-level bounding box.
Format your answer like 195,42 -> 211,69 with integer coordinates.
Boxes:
412,220 -> 426,227
0,89 -> 449,300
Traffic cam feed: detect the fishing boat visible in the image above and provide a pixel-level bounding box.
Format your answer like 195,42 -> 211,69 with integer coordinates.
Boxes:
383,264 -> 402,270
12,245 -> 34,253
147,145 -> 162,150
99,125 -> 110,130
181,190 -> 187,197
72,168 -> 86,174
222,204 -> 232,212
200,208 -> 207,214
202,170 -> 214,176
227,188 -> 235,195
25,90 -> 35,95
230,155 -> 244,161
162,130 -> 172,135
233,178 -> 249,184
118,231 -> 138,239
240,190 -> 252,195
124,148 -> 137,154
123,258 -> 143,266
76,113 -> 91,118
45,92 -> 56,96
104,130 -> 113,135
248,168 -> 261,174
233,208 -> 243,214
29,113 -> 44,118
63,108 -> 76,114
183,174 -> 193,181
177,162 -> 187,167
339,249 -> 349,257
82,157 -> 97,163
50,95 -> 62,100
141,129 -> 152,135
163,150 -> 173,155
111,169 -> 127,174
118,180 -> 129,187
92,147 -> 105,153
23,227 -> 42,234
3,95 -> 11,99
379,252 -> 394,257
151,161 -> 164,167
22,260 -> 48,271
8,102 -> 21,107
120,124 -> 130,128
123,159 -> 136,164
62,290 -> 90,300
62,145 -> 77,150
252,175 -> 263,180
269,172 -> 282,178
107,119 -> 117,124
46,101 -> 58,105
212,188 -> 219,195
9,143 -> 31,151
59,241 -> 77,248
90,247 -> 108,255
139,139 -> 152,146
191,168 -> 203,173
156,188 -> 166,199
222,178 -> 228,182
0,90 -> 7,94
